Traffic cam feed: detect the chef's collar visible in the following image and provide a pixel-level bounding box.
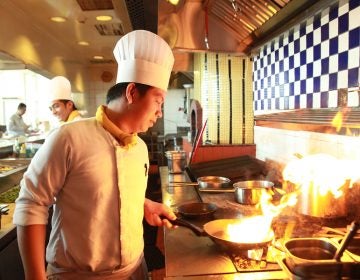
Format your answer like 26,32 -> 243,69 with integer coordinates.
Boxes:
95,105 -> 137,148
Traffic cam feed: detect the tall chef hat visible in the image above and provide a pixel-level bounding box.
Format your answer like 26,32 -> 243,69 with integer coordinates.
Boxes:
48,76 -> 73,103
113,30 -> 174,91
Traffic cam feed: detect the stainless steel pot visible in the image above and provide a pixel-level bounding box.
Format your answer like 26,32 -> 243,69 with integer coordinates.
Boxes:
197,176 -> 231,189
233,180 -> 274,205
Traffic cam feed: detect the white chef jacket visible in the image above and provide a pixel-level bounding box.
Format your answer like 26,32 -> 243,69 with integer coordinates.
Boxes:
7,113 -> 29,136
13,118 -> 149,276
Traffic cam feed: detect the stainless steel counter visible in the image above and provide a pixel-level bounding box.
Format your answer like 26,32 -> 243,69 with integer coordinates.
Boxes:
159,166 -> 288,279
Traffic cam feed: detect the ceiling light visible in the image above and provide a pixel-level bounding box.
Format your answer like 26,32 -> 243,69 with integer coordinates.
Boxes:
50,16 -> 66,23
78,41 -> 89,46
93,55 -> 104,60
167,0 -> 180,5
96,15 -> 113,21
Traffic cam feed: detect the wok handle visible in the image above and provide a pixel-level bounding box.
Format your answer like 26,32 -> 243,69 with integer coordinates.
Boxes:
166,217 -> 207,236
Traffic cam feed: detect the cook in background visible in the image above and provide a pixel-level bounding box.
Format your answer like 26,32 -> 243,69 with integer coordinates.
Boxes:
13,29 -> 176,280
7,102 -> 31,136
47,76 -> 83,124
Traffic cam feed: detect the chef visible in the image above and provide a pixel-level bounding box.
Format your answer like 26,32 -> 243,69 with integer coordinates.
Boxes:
48,76 -> 83,123
13,30 -> 177,280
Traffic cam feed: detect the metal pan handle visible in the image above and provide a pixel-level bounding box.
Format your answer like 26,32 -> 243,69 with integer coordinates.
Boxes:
167,217 -> 207,236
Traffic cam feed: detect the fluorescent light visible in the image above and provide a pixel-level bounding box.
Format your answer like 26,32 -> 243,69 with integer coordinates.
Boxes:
50,16 -> 66,23
96,15 -> 113,21
78,41 -> 89,46
93,55 -> 104,60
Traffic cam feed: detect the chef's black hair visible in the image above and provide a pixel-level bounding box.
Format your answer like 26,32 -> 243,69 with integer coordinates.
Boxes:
106,82 -> 151,104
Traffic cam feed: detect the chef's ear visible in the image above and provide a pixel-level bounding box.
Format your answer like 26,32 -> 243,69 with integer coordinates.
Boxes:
125,82 -> 137,104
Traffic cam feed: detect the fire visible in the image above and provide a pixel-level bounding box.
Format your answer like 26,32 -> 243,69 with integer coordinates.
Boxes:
283,153 -> 360,197
226,186 -> 297,243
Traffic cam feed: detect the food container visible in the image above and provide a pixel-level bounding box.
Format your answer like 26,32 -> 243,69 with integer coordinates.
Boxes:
165,151 -> 186,174
233,180 -> 274,205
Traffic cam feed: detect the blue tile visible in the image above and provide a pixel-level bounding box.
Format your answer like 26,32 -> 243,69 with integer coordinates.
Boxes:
338,14 -> 349,34
313,76 -> 320,92
264,67 -> 268,77
275,50 -> 279,61
300,50 -> 307,65
257,71 -> 260,79
320,91 -> 329,108
307,63 -> 313,77
289,82 -> 294,95
284,45 -> 289,57
295,67 -> 300,81
255,102 -> 258,111
284,70 -> 289,83
275,98 -> 279,109
275,74 -> 279,86
338,51 -> 348,71
301,80 -> 306,94
264,88 -> 268,99
280,60 -> 284,72
314,44 -> 321,61
263,46 -> 268,56
329,3 -> 338,21
349,27 -> 360,49
294,39 -> 300,53
261,100 -> 264,110
349,0 -> 360,10
279,34 -> 284,47
321,24 -> 329,41
271,41 -> 275,52
288,29 -> 294,42
313,13 -> 321,30
329,72 -> 338,90
348,67 -> 359,87
261,79 -> 264,89
267,76 -> 272,87
307,93 -> 313,108
267,100 -> 271,110
295,95 -> 300,109
321,57 -> 329,75
300,22 -> 306,36
271,64 -> 275,75
267,54 -> 271,65
329,37 -> 338,55
306,33 -> 314,48
271,87 -> 275,98
260,58 -> 264,68
289,55 -> 294,69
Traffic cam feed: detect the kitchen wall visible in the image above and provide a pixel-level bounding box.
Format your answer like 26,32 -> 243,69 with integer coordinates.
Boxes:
252,0 -> 360,164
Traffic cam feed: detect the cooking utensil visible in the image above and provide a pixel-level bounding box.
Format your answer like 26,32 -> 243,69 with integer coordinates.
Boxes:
197,176 -> 231,189
170,218 -> 274,252
189,119 -> 207,165
334,220 -> 360,261
177,202 -> 217,219
233,180 -> 274,205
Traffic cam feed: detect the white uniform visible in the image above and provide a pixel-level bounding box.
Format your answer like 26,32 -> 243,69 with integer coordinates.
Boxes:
13,118 -> 149,278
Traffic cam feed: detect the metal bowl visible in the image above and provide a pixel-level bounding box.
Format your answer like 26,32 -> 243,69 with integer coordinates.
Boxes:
233,180 -> 274,205
197,176 -> 231,189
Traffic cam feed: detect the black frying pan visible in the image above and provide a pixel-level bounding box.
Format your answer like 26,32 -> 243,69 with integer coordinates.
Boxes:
177,202 -> 217,219
171,218 -> 274,252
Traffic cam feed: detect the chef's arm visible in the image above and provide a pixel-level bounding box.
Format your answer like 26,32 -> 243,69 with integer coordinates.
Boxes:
144,198 -> 177,228
17,224 -> 47,280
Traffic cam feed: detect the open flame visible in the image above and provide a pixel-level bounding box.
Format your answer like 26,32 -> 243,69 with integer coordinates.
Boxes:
226,187 -> 297,243
283,153 -> 360,197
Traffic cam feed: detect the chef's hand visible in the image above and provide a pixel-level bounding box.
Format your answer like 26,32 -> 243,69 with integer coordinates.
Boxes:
144,198 -> 177,228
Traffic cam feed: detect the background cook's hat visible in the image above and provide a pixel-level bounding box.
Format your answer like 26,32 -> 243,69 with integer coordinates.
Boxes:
48,76 -> 73,104
113,30 -> 174,91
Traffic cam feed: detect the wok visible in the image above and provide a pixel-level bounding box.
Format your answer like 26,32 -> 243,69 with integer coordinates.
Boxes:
177,202 -> 217,219
170,218 -> 274,252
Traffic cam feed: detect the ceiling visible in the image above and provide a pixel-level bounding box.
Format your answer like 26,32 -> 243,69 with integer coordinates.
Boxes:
0,0 -> 325,74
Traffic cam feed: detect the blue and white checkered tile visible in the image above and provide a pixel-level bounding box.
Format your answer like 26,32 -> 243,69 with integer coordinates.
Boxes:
253,0 -> 360,113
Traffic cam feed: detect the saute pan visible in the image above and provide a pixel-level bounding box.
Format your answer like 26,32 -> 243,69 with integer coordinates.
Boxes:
170,218 -> 274,252
177,202 -> 217,219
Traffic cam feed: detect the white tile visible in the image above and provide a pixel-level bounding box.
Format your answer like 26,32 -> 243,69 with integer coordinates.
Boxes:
289,96 -> 295,109
349,6 -> 360,30
313,60 -> 322,76
320,75 -> 329,91
300,94 -> 307,108
329,18 -> 339,39
306,78 -> 314,93
313,28 -> 321,45
321,40 -> 330,58
348,91 -> 359,107
288,42 -> 294,56
279,72 -> 284,84
313,92 -> 321,108
320,13 -> 329,25
306,47 -> 314,62
328,90 -> 338,107
289,68 -> 295,82
300,65 -> 307,80
329,54 -> 338,72
294,53 -> 300,67
293,28 -> 300,40
348,48 -> 360,68
294,80 -> 301,95
279,48 -> 284,60
337,70 -> 348,88
338,32 -> 349,52
300,36 -> 306,51
338,1 -> 349,16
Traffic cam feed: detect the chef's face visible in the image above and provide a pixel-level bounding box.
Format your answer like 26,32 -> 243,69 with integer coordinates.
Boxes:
49,100 -> 73,122
131,86 -> 165,133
